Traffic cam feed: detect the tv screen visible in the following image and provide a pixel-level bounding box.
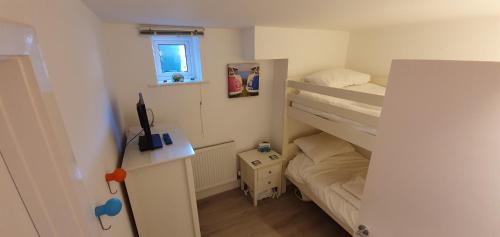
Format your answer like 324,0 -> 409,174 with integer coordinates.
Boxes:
136,93 -> 162,151
136,93 -> 152,137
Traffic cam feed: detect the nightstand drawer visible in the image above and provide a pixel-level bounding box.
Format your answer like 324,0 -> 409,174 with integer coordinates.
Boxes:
257,164 -> 281,179
258,174 -> 281,190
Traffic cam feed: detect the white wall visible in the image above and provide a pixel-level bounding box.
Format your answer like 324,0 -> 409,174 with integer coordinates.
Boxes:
245,26 -> 350,150
0,0 -> 133,236
104,24 -> 274,152
104,25 -> 351,155
251,26 -> 350,77
361,60 -> 500,237
346,16 -> 500,80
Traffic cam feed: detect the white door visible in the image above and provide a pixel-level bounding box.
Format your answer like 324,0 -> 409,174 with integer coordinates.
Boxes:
0,22 -> 97,236
0,56 -> 93,236
0,151 -> 38,236
359,60 -> 500,237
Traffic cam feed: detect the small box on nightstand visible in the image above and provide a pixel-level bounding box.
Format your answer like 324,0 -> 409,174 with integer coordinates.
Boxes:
238,149 -> 283,206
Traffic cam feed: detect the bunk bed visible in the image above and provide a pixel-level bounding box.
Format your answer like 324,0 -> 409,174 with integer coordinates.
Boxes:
287,79 -> 385,150
283,72 -> 386,235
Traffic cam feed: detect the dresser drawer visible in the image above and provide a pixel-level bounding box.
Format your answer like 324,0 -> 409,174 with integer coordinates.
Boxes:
257,164 -> 281,179
258,174 -> 281,190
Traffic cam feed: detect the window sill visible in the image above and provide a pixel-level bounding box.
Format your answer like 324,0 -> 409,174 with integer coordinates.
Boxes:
148,80 -> 208,88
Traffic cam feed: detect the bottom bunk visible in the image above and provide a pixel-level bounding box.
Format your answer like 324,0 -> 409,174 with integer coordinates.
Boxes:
284,133 -> 370,235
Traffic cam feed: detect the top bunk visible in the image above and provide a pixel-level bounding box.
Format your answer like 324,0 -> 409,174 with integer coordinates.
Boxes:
286,69 -> 386,151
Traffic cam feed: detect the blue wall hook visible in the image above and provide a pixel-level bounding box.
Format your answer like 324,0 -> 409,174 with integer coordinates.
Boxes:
95,198 -> 122,230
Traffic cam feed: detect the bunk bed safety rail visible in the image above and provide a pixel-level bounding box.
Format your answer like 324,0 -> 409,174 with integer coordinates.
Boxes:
287,80 -> 384,106
287,94 -> 379,127
287,107 -> 376,150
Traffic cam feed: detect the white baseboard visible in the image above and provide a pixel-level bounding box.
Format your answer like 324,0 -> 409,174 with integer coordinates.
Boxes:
195,180 -> 240,200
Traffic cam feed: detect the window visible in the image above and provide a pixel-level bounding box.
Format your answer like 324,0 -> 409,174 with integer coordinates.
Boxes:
151,36 -> 202,84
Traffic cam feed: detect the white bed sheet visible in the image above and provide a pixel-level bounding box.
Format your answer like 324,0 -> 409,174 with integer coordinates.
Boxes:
286,152 -> 369,231
291,82 -> 385,135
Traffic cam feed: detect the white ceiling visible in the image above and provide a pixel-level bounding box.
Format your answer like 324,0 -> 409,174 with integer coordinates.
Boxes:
82,0 -> 500,30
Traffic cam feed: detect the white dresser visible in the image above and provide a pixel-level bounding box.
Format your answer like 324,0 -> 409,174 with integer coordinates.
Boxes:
122,125 -> 200,237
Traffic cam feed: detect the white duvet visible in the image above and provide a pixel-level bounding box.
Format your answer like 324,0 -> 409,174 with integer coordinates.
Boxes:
286,152 -> 369,231
301,152 -> 369,197
342,176 -> 366,200
285,152 -> 314,184
286,152 -> 368,188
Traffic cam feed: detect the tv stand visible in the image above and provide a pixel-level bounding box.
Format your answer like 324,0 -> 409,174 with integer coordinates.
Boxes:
138,133 -> 163,151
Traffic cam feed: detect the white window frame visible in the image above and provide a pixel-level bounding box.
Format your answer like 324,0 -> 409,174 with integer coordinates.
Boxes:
151,36 -> 202,84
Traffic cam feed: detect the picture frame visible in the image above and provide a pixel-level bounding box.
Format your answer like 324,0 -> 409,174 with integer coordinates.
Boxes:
227,63 -> 260,98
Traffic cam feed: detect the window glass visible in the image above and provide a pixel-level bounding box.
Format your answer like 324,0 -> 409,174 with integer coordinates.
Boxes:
158,44 -> 188,73
151,36 -> 202,85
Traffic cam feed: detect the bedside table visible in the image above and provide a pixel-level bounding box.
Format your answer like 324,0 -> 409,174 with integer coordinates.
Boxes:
239,149 -> 283,206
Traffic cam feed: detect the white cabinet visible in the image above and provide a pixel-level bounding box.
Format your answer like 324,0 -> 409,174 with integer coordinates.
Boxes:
122,125 -> 200,237
239,149 -> 282,206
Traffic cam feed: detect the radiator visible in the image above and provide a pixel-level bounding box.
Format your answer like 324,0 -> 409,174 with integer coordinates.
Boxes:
192,141 -> 237,194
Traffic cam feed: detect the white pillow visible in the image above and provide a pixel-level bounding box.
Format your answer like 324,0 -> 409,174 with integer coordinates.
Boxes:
304,68 -> 371,88
294,132 -> 354,164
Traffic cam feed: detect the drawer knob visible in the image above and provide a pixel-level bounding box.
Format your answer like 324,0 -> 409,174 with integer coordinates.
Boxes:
268,171 -> 272,174
268,181 -> 271,184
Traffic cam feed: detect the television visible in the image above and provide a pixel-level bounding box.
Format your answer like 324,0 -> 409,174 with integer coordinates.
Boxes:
137,93 -> 163,151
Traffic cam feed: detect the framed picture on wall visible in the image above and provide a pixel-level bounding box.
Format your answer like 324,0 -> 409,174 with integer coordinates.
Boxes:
227,63 -> 260,98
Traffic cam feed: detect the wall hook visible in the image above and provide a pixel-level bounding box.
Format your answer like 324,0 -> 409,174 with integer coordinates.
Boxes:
95,198 -> 122,231
98,217 -> 111,230
105,168 -> 127,194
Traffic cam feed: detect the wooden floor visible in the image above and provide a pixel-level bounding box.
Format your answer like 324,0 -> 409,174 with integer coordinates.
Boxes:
197,188 -> 351,237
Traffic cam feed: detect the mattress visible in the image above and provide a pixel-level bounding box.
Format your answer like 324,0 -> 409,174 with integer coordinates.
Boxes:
291,82 -> 386,135
286,152 -> 369,231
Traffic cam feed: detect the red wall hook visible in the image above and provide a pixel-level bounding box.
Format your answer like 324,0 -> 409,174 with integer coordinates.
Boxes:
105,168 -> 127,194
